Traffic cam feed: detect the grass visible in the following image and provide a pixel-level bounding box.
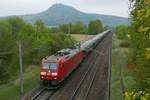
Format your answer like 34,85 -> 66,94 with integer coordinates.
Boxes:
0,65 -> 39,100
111,35 -> 132,100
111,48 -> 124,100
71,34 -> 94,42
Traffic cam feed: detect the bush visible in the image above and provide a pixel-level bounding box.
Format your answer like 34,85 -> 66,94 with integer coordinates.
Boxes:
119,41 -> 130,48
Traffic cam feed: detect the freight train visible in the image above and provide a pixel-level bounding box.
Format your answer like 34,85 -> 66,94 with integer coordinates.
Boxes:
40,30 -> 110,87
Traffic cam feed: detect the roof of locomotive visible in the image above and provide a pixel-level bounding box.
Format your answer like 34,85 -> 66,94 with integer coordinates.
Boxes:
43,45 -> 80,62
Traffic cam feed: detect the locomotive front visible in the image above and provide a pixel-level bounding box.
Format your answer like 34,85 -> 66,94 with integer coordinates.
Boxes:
40,56 -> 63,86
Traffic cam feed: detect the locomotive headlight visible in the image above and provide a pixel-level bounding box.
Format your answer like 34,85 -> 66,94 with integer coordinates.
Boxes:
51,72 -> 58,76
40,72 -> 46,75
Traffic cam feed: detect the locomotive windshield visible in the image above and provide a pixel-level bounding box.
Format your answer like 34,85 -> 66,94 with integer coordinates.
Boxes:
42,63 -> 57,69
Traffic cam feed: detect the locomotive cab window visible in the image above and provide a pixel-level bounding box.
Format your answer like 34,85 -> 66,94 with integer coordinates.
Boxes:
42,63 -> 57,69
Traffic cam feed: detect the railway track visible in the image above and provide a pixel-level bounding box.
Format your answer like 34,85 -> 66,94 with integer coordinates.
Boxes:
30,87 -> 55,100
69,54 -> 100,100
85,33 -> 112,100
68,34 -> 109,100
69,54 -> 99,100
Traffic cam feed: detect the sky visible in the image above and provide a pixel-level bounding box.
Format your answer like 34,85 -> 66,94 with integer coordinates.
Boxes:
0,0 -> 129,17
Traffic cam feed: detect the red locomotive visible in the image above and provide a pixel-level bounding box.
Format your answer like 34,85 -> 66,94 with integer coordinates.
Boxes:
40,30 -> 110,87
40,46 -> 83,86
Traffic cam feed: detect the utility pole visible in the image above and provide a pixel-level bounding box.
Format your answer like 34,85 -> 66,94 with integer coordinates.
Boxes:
108,47 -> 112,100
68,23 -> 71,34
19,41 -> 23,100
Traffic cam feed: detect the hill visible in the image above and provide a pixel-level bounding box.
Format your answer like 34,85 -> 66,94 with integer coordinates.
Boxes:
2,4 -> 130,26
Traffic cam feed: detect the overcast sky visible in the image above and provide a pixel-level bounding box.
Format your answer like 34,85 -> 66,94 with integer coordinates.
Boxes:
0,0 -> 129,17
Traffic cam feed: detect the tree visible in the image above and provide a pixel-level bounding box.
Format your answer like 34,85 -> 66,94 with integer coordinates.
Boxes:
71,21 -> 87,34
103,25 -> 109,31
129,0 -> 150,89
115,25 -> 129,40
7,16 -> 25,37
0,20 -> 11,36
88,20 -> 103,35
59,24 -> 69,34
34,20 -> 45,37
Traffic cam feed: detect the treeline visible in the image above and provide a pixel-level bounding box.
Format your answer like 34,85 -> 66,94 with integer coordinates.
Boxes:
58,20 -> 104,35
114,0 -> 150,95
0,17 -> 75,84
